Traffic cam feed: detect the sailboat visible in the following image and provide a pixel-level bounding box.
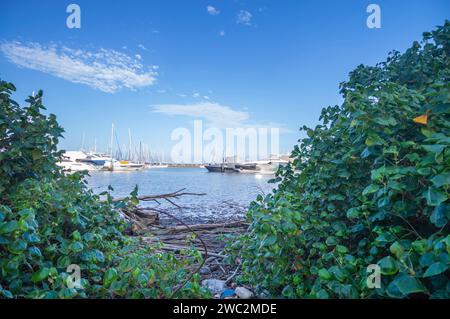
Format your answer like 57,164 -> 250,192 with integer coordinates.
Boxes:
103,124 -> 145,171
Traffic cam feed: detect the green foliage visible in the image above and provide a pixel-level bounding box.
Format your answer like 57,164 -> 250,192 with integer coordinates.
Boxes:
238,21 -> 450,299
0,81 -> 207,298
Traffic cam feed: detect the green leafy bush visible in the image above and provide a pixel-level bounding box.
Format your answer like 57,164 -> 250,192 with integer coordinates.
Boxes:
0,81 -> 207,298
238,21 -> 449,298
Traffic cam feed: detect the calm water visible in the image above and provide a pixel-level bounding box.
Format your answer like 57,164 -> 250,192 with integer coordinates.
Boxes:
85,168 -> 276,224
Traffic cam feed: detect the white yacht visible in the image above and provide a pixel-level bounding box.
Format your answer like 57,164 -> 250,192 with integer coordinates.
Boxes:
82,152 -> 111,167
57,151 -> 100,171
236,156 -> 290,174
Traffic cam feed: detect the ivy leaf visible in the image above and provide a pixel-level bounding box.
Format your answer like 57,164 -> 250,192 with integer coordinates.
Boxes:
325,236 -> 338,246
137,273 -> 149,287
281,285 -> 295,298
390,242 -> 404,258
424,188 -> 447,206
8,239 -> 27,254
419,253 -> 435,267
262,235 -> 277,247
430,204 -> 448,227
346,207 -> 360,219
362,184 -> 379,196
70,241 -> 84,253
0,289 -> 13,299
378,256 -> 398,275
31,267 -> 50,283
336,245 -> 348,254
423,262 -> 448,278
316,289 -> 330,299
393,274 -> 426,296
28,246 -> 42,257
422,144 -> 445,155
318,268 -> 331,280
375,116 -> 397,126
360,147 -> 371,159
103,268 -> 118,287
119,257 -> 137,273
431,173 -> 450,188
0,221 -> 19,234
31,149 -> 43,161
411,240 -> 428,254
365,135 -> 383,146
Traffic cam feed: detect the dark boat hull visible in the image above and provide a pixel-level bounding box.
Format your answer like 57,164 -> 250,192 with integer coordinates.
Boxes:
205,165 -> 224,172
205,165 -> 239,173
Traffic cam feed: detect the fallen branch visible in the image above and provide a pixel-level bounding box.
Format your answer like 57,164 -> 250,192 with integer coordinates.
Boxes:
155,221 -> 247,233
110,188 -> 206,203
225,264 -> 241,285
150,242 -> 225,259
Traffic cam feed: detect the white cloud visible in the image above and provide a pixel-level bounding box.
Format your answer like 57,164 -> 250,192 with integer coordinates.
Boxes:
236,10 -> 252,26
135,54 -> 142,60
138,44 -> 148,51
153,102 -> 249,128
0,41 -> 157,93
207,5 -> 220,16
153,102 -> 292,133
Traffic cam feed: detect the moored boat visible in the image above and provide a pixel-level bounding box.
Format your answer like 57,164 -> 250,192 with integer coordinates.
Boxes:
103,159 -> 144,171
205,164 -> 240,173
57,151 -> 100,171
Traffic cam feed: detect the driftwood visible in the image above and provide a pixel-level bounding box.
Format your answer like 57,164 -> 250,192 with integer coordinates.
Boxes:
111,188 -> 245,296
154,221 -> 247,234
113,188 -> 205,232
111,188 -> 206,203
143,221 -> 247,257
151,243 -> 226,258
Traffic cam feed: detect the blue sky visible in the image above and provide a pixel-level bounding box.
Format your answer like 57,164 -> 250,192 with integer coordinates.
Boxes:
0,0 -> 448,160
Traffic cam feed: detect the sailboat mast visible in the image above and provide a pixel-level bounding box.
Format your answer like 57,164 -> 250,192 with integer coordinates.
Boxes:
81,132 -> 86,151
128,128 -> 132,161
109,123 -> 115,170
110,123 -> 114,157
